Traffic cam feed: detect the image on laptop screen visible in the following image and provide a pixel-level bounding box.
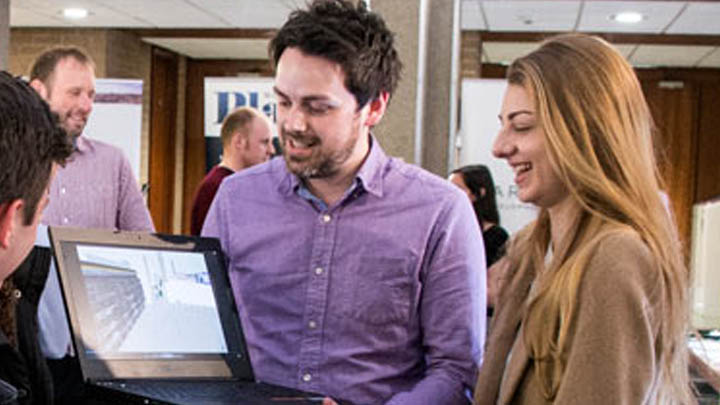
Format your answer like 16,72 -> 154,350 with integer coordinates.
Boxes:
73,244 -> 228,358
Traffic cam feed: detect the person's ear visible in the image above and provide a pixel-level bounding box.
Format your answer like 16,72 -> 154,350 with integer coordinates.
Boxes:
233,132 -> 247,150
29,79 -> 49,100
0,200 -> 23,249
364,91 -> 389,127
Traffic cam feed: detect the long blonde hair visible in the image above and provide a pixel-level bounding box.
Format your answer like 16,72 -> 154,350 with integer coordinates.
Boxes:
504,34 -> 691,403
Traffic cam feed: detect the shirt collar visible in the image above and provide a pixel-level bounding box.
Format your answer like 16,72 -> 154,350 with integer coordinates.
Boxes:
280,133 -> 388,199
74,135 -> 94,154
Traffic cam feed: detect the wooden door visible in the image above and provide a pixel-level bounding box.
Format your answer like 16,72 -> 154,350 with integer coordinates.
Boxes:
149,47 -> 179,233
642,79 -> 698,254
182,59 -> 272,234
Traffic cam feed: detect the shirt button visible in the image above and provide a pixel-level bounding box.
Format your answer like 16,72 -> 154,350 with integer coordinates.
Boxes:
62,217 -> 69,224
302,373 -> 312,382
60,187 -> 66,194
314,267 -> 324,275
308,320 -> 317,329
322,214 -> 331,223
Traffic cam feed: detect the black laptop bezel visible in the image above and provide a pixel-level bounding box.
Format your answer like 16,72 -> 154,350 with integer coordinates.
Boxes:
48,226 -> 254,383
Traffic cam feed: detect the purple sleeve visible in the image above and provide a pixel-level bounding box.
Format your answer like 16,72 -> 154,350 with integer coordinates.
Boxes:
386,193 -> 486,405
116,152 -> 155,232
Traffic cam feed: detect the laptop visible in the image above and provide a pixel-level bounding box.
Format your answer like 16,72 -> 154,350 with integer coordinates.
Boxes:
48,226 -> 325,405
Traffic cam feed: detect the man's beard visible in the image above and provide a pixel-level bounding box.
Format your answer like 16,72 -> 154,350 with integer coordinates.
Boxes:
59,112 -> 86,140
281,128 -> 359,180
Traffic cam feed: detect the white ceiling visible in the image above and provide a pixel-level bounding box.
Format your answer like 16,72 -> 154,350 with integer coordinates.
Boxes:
10,0 -> 303,28
9,0 -> 720,67
462,0 -> 720,67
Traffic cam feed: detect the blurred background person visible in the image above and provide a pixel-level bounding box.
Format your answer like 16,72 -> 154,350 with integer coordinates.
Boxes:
29,46 -> 154,405
474,34 -> 692,404
190,106 -> 274,235
450,165 -> 509,267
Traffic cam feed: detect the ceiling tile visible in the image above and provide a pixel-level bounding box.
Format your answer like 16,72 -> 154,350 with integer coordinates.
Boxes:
578,1 -> 684,33
482,1 -> 580,32
92,0 -> 229,28
666,2 -> 720,35
10,2 -> 69,27
143,38 -> 271,60
578,1 -> 685,33
185,0 -> 301,29
629,44 -> 715,67
12,0 -> 151,27
461,0 -> 486,30
697,47 -> 720,68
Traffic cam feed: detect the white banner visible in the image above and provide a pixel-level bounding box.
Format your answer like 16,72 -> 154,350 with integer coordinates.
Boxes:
84,79 -> 143,180
203,77 -> 278,172
457,79 -> 537,235
204,77 -> 277,137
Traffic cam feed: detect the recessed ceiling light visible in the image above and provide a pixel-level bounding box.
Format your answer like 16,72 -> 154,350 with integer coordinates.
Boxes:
63,8 -> 89,19
611,12 -> 644,24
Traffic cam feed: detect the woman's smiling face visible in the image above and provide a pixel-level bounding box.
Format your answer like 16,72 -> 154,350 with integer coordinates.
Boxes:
493,84 -> 569,210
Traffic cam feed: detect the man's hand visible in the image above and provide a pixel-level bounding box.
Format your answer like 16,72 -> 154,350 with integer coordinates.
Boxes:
322,397 -> 339,405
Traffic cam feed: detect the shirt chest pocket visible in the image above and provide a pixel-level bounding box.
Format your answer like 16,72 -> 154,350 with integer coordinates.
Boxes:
339,256 -> 413,326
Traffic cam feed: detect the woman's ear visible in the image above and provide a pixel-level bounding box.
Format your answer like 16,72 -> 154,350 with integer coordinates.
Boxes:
479,187 -> 487,198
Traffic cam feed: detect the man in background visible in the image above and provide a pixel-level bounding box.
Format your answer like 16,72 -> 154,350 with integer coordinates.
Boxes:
0,71 -> 73,405
29,47 -> 154,404
190,106 -> 274,235
203,1 -> 486,404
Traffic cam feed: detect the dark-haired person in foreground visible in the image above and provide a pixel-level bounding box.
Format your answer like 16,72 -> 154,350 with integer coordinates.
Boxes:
0,71 -> 73,404
202,1 -> 485,404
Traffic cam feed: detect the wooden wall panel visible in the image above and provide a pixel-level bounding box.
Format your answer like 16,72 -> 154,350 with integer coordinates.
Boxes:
149,47 -> 179,233
695,82 -> 720,203
642,80 -> 698,251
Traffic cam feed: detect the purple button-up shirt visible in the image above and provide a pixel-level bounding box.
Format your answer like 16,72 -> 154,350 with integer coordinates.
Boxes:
203,137 -> 485,405
41,135 -> 154,231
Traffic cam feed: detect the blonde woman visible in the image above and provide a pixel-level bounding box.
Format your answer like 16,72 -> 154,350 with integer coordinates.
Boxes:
474,34 -> 693,404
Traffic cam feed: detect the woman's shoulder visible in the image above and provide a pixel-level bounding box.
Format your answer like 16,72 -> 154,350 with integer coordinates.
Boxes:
587,228 -> 653,272
580,227 -> 661,301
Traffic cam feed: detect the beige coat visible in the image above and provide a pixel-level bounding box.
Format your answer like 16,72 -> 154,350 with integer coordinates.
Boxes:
475,231 -> 664,405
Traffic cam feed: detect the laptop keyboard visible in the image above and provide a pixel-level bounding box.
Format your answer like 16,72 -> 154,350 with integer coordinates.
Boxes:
96,380 -> 322,404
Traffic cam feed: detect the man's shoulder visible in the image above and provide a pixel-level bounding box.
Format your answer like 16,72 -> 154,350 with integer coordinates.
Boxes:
77,137 -> 128,163
384,157 -> 465,202
223,157 -> 284,189
203,166 -> 234,185
80,136 -> 120,152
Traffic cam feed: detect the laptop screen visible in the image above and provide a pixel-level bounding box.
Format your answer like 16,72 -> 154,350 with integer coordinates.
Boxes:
74,244 -> 228,357
50,227 -> 252,380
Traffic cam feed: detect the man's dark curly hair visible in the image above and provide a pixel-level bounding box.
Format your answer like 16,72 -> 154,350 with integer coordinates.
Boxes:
269,0 -> 402,108
0,71 -> 73,225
